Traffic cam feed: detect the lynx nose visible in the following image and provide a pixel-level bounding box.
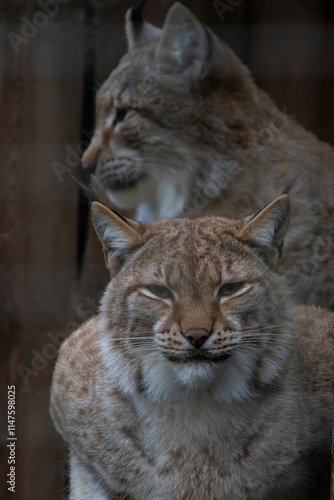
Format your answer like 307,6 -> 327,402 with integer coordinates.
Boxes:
81,151 -> 97,174
185,328 -> 210,349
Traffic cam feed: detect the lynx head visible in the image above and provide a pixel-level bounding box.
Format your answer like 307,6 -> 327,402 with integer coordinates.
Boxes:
93,194 -> 292,402
83,2 -> 261,222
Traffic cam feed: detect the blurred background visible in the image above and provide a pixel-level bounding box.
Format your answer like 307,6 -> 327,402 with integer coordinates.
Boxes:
1,0 -> 334,498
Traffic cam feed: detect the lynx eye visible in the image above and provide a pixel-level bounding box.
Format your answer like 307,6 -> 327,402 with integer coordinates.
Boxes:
147,285 -> 173,299
114,107 -> 128,125
218,282 -> 244,297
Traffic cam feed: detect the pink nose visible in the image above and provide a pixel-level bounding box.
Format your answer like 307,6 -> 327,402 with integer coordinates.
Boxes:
185,328 -> 210,349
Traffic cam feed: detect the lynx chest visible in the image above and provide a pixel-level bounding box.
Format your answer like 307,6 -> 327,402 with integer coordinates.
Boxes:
103,391 -> 306,500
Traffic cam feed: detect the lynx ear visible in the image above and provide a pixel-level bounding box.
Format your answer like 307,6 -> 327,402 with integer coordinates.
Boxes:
126,3 -> 162,51
156,3 -> 209,75
156,3 -> 248,83
91,202 -> 143,275
236,195 -> 290,267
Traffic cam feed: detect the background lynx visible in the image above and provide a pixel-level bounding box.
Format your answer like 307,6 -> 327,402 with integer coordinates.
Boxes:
50,193 -> 333,500
81,2 -> 334,310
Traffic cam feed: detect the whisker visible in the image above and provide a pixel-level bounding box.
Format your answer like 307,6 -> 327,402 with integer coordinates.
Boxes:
136,157 -> 179,163
110,337 -> 154,340
205,348 -> 236,353
113,347 -> 159,353
113,345 -> 156,349
239,341 -> 292,348
117,347 -> 156,351
240,335 -> 292,341
113,342 -> 156,347
240,333 -> 292,338
238,324 -> 291,334
128,164 -> 185,180
111,342 -> 155,346
136,157 -> 203,172
240,331 -> 291,337
122,348 -> 159,352
239,342 -> 291,347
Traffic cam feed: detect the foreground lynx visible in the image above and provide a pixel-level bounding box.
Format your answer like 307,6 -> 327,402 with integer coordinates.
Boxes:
50,192 -> 333,499
81,2 -> 334,309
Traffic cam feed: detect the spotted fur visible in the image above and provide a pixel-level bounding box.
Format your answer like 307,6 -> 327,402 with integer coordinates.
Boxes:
50,196 -> 333,499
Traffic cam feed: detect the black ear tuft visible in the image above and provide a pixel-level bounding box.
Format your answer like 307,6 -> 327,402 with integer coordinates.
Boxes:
131,0 -> 149,24
281,168 -> 305,195
70,173 -> 101,204
126,0 -> 161,50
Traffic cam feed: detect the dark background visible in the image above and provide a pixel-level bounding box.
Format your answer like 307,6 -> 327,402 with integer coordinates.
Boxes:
1,0 -> 334,498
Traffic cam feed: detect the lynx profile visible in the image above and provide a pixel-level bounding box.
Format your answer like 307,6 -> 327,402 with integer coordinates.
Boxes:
50,193 -> 333,499
81,3 -> 334,309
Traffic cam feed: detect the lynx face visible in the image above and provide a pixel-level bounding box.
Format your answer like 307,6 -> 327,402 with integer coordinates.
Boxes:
93,194 -> 291,398
83,4 -> 257,221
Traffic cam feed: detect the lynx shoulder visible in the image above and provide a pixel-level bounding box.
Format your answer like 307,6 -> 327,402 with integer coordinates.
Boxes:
50,193 -> 333,500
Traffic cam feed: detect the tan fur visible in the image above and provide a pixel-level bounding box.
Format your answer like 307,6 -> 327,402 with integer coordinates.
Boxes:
82,3 -> 334,310
50,197 -> 333,499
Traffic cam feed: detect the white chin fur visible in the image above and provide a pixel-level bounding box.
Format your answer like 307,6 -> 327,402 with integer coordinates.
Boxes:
135,178 -> 187,222
141,350 -> 256,404
172,363 -> 216,388
104,175 -> 155,211
103,176 -> 187,222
